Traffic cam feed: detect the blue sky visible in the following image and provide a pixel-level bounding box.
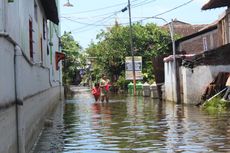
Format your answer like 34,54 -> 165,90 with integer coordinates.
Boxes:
60,0 -> 225,49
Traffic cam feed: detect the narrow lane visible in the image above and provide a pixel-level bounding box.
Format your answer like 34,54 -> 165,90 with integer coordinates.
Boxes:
34,86 -> 230,153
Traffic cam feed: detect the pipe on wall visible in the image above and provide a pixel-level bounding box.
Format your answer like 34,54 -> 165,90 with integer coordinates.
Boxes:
14,45 -> 21,153
0,32 -> 25,153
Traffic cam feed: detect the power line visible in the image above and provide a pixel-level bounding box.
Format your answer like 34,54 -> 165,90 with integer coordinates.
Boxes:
63,0 -> 158,33
63,0 -> 194,34
62,17 -> 111,26
154,0 -> 194,17
71,12 -> 118,32
61,0 -> 142,15
132,0 -> 157,8
137,0 -> 195,23
62,0 -> 157,21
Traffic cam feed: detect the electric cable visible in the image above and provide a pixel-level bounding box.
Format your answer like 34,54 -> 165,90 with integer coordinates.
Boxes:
63,0 -> 195,34
61,0 -> 143,15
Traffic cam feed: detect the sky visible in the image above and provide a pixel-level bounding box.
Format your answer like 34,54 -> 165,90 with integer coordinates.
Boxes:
60,0 -> 225,49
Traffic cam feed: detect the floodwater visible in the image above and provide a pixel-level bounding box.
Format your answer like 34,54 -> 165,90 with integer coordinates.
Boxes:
33,86 -> 230,153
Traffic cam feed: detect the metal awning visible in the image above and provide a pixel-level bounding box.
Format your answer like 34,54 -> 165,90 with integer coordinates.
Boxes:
202,0 -> 230,10
40,0 -> 59,24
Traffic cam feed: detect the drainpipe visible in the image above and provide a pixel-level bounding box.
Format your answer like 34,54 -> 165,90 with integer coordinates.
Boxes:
0,32 -> 24,153
13,45 -> 20,153
49,21 -> 53,87
1,2 -> 24,151
14,45 -> 24,153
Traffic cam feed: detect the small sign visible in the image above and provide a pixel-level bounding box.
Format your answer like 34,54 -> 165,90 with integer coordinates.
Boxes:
8,0 -> 14,2
125,56 -> 143,80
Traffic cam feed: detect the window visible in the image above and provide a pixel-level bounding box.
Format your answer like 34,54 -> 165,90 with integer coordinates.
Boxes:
40,37 -> 43,63
43,18 -> 46,39
34,0 -> 38,22
203,37 -> 208,51
29,18 -> 34,60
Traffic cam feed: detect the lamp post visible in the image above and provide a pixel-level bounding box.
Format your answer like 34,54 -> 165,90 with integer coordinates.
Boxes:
127,0 -> 136,96
63,0 -> 74,7
150,17 -> 178,102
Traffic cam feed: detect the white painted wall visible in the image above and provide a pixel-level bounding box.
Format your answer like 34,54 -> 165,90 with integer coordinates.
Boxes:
164,61 -> 177,102
21,86 -> 63,153
0,38 -> 15,104
0,0 -> 5,32
5,0 -> 51,67
182,65 -> 230,104
3,0 -> 61,86
0,106 -> 17,153
0,0 -> 62,152
15,46 -> 51,99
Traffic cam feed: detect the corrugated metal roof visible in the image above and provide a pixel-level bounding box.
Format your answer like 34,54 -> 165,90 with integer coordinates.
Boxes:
202,0 -> 230,10
40,0 -> 59,24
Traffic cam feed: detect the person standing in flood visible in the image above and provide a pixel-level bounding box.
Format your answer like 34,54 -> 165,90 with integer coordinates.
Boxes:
91,83 -> 101,102
100,74 -> 110,103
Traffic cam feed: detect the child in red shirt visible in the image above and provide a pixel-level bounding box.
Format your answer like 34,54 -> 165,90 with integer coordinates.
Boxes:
92,83 -> 101,102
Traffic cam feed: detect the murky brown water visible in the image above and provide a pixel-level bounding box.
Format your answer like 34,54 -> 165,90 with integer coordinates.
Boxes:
33,87 -> 230,153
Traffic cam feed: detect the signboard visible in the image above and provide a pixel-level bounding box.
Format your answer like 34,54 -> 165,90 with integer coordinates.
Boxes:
125,56 -> 143,80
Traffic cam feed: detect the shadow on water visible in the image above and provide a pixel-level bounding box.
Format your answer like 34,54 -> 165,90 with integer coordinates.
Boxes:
34,86 -> 230,153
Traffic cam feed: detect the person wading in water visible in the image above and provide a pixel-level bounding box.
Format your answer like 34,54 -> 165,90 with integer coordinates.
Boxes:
100,74 -> 110,103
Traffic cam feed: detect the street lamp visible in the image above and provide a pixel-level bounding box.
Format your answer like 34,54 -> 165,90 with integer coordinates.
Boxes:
122,0 -> 137,96
148,17 -> 178,102
63,0 -> 74,7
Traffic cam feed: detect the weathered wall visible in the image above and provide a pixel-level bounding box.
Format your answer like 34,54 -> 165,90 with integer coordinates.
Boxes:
0,34 -> 63,153
0,0 -> 5,31
181,65 -> 230,104
0,86 -> 62,153
0,106 -> 17,153
164,61 -> 177,102
22,86 -> 63,153
5,0 -> 57,68
0,38 -> 15,106
0,0 -> 62,152
179,29 -> 219,54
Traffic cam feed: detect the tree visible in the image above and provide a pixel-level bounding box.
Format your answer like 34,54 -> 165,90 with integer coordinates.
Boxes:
86,23 -> 172,89
61,32 -> 83,85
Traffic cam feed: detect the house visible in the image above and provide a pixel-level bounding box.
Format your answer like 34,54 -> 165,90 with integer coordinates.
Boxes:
162,19 -> 207,37
152,20 -> 207,100
164,0 -> 230,104
0,0 -> 63,153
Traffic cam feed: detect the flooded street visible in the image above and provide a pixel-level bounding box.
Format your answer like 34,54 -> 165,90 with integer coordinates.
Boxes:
34,86 -> 230,153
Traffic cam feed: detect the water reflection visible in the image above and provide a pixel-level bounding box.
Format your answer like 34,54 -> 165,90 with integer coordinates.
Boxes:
35,87 -> 230,153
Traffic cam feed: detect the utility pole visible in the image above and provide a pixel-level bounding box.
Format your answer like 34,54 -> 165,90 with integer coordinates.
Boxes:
127,0 -> 136,96
149,17 -> 178,103
170,20 -> 178,103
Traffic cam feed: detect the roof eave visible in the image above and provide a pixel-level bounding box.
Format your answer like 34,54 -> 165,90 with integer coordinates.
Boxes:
40,0 -> 59,25
202,0 -> 230,10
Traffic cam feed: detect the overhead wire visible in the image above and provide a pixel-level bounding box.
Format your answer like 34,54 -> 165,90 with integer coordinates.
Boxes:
128,0 -> 195,23
62,16 -> 111,26
62,0 -> 158,33
70,12 -> 119,33
154,0 -> 194,17
63,0 -> 195,34
61,0 -> 143,15
132,0 -> 157,8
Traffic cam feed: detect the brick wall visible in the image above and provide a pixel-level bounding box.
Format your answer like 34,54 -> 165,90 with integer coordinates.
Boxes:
179,29 -> 219,54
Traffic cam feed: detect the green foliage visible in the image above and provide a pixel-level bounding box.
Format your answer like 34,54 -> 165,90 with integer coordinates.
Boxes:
202,96 -> 230,114
86,23 -> 172,87
115,72 -> 130,90
61,32 -> 83,85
